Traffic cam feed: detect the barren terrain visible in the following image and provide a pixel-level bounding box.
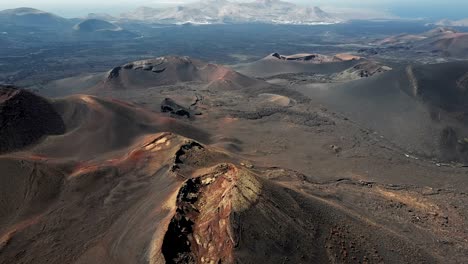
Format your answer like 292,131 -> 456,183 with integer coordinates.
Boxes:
1,14 -> 468,263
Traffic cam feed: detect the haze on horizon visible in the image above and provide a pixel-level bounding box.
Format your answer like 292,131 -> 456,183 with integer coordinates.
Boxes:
0,0 -> 466,20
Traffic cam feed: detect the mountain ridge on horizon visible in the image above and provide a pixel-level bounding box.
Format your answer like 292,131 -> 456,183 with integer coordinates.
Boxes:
118,0 -> 340,25
1,1 -> 467,27
0,0 -> 341,26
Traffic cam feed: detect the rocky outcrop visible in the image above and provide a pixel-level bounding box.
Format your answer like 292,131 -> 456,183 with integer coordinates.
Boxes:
334,60 -> 392,80
269,52 -> 339,63
161,98 -> 193,118
457,72 -> 468,92
162,164 -> 260,264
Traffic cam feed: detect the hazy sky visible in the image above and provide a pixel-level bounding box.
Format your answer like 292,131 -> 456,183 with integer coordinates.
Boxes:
0,0 -> 467,20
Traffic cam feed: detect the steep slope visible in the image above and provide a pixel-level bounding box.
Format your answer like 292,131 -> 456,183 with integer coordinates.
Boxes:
294,61 -> 468,161
419,32 -> 468,57
0,85 -> 65,154
1,74 -> 468,263
0,130 -> 450,264
34,94 -> 210,160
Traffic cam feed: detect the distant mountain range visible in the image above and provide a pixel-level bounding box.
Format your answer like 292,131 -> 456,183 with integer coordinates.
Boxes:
3,2 -> 466,28
0,7 -> 72,29
436,18 -> 468,27
0,2 -> 349,31
119,0 -> 340,25
0,3 -> 343,42
0,7 -> 136,40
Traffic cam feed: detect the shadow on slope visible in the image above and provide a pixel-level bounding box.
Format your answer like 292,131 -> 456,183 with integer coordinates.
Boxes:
295,61 -> 468,162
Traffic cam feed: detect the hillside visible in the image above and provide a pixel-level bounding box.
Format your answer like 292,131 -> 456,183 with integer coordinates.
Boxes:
0,7 -> 71,29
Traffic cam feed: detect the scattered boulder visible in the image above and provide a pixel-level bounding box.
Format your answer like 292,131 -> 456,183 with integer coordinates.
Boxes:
330,144 -> 342,153
439,126 -> 468,162
161,98 -> 192,118
240,162 -> 254,169
456,72 -> 468,92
